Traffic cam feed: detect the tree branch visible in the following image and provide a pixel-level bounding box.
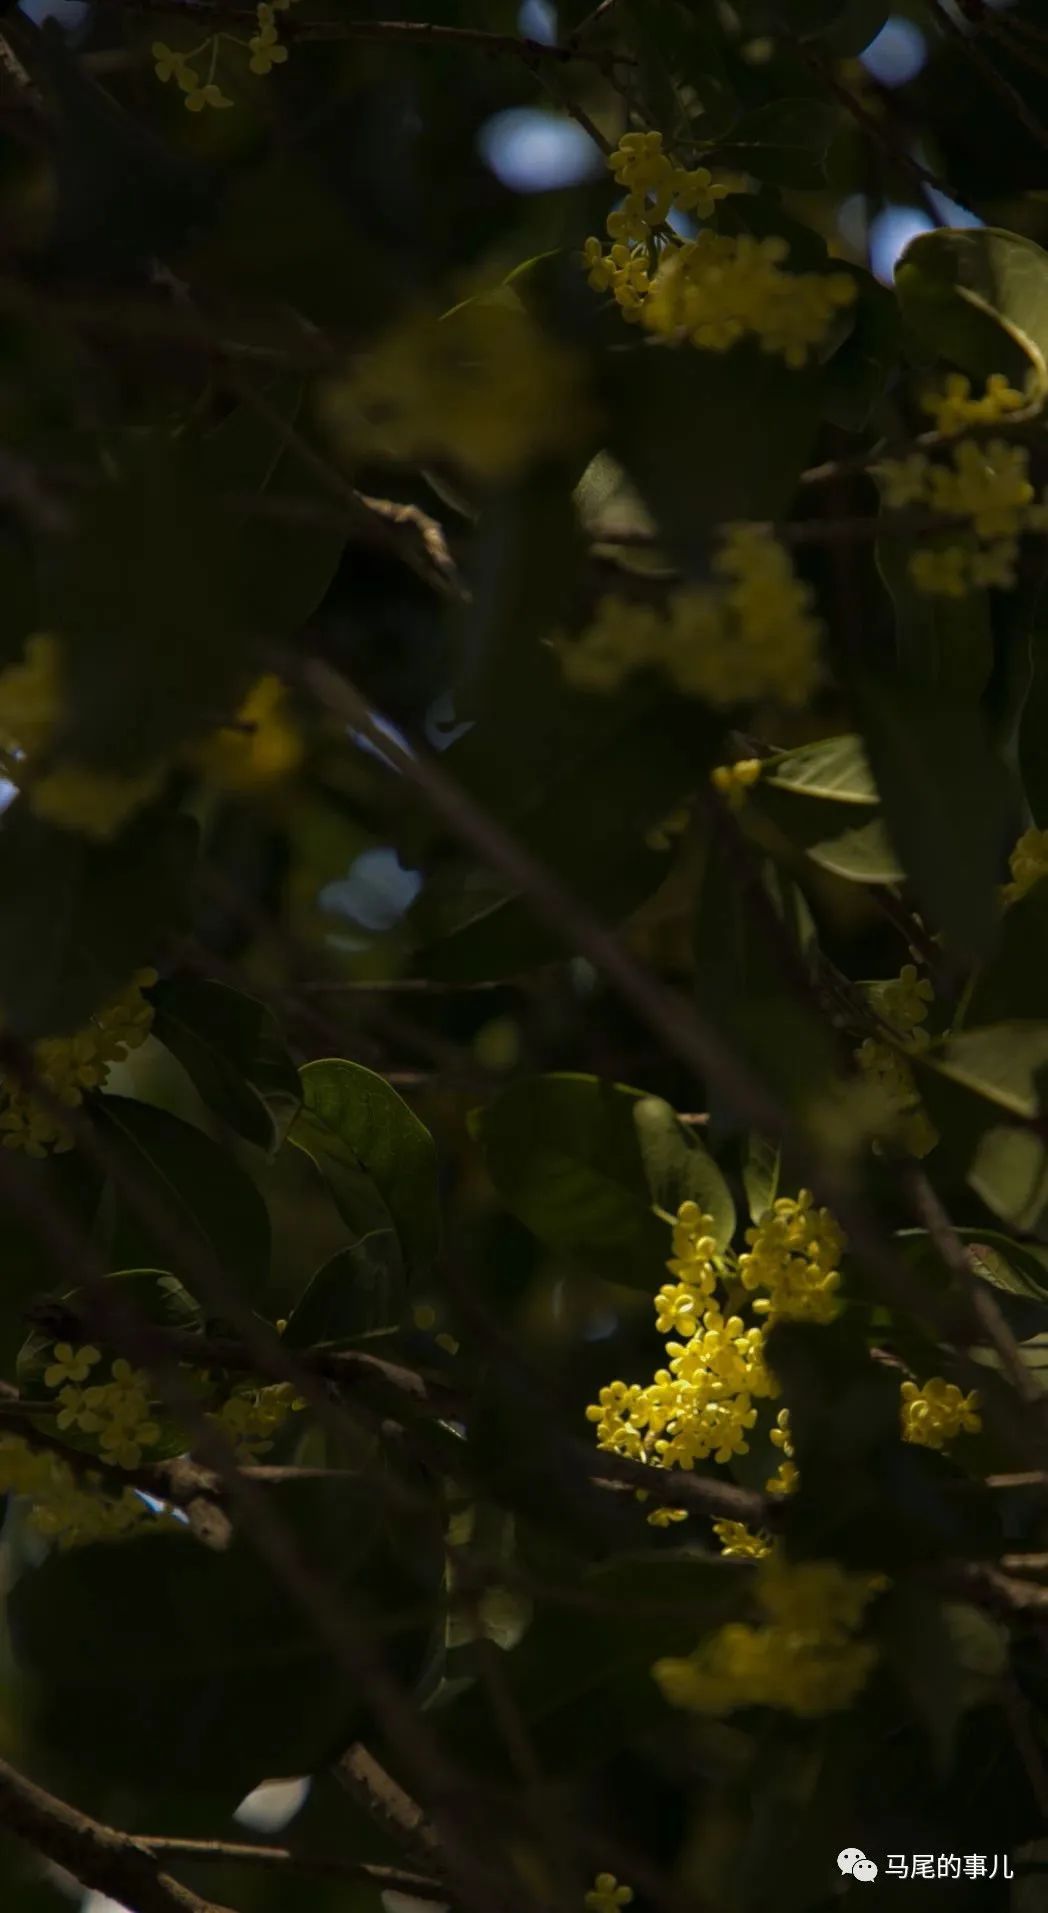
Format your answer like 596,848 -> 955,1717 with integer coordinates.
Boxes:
133,1835 -> 449,1899
0,1755 -> 234,1913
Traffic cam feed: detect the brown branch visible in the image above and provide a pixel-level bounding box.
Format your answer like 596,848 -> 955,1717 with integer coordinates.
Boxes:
0,1755 -> 233,1913
133,1836 -> 448,1898
108,0 -> 624,67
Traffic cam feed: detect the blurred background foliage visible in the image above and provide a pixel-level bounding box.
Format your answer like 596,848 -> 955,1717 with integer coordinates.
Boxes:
2,2 -> 1048,1912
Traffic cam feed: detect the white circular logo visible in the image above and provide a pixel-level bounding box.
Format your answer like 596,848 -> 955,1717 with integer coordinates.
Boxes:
837,1850 -> 865,1877
853,1859 -> 879,1884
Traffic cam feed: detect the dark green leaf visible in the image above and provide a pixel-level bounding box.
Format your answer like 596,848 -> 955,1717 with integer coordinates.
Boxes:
603,343 -> 822,559
896,227 -> 1048,392
478,1074 -> 732,1288
724,99 -> 842,190
0,803 -> 196,1039
7,1477 -> 438,1805
291,1059 -> 440,1275
693,834 -> 838,1109
283,1230 -> 406,1348
855,677 -> 1011,958
91,1097 -> 272,1304
743,1133 -> 780,1223
152,977 -> 301,1153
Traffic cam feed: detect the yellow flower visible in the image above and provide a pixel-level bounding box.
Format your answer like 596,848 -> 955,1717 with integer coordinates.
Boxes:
321,300 -> 590,483
0,970 -> 156,1156
248,29 -> 289,74
737,1190 -> 843,1325
193,675 -> 302,791
585,1875 -> 633,1913
185,82 -> 234,112
641,230 -> 855,367
1003,826 -> 1048,905
30,763 -> 165,840
713,1519 -> 772,1559
900,1377 -> 981,1449
646,1503 -> 688,1528
920,372 -> 1026,436
710,758 -> 762,809
561,528 -> 822,709
43,1344 -> 102,1389
653,1555 -> 884,1718
152,43 -> 197,90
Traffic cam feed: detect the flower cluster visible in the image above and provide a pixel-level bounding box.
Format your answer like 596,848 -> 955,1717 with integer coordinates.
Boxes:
738,1191 -> 844,1326
559,526 -> 823,708
0,634 -> 164,839
152,42 -> 234,112
1003,826 -> 1048,905
586,1193 -> 841,1533
153,0 -> 293,111
920,373 -> 1027,436
0,969 -> 156,1156
712,1519 -> 772,1559
766,1405 -> 798,1498
0,1433 -> 167,1549
641,230 -> 856,367
900,1376 -> 981,1450
878,438 -> 1048,596
45,1347 -> 162,1470
582,132 -> 746,321
653,1554 -> 884,1718
710,757 -> 762,809
211,1382 -> 303,1459
321,301 -> 589,483
855,963 -> 937,1159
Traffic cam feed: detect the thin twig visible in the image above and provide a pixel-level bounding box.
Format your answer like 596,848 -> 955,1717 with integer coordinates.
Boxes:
134,1836 -> 448,1898
899,1163 -> 1046,1419
925,0 -> 1048,153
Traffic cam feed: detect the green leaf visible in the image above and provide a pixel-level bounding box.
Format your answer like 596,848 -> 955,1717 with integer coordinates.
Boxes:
42,449 -> 255,775
928,1022 -> 1048,1120
966,883 -> 1048,1026
877,530 -> 994,699
763,735 -> 878,804
0,1152 -> 101,1377
195,379 -> 346,641
477,1074 -> 733,1288
0,803 -> 196,1039
1019,621 -> 1048,825
152,977 -> 301,1153
723,98 -> 842,190
291,1060 -> 440,1276
879,1587 -> 1007,1774
602,342 -> 822,558
453,468 -> 585,719
91,1097 -> 272,1304
632,1095 -> 736,1245
283,1230 -> 406,1348
412,667 -> 715,981
693,835 -> 838,1108
754,786 -> 904,884
7,1477 -> 438,1806
743,1133 -> 781,1223
897,1226 -> 1048,1308
855,677 -> 1011,958
896,227 -> 1048,393
434,1551 -> 743,1775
